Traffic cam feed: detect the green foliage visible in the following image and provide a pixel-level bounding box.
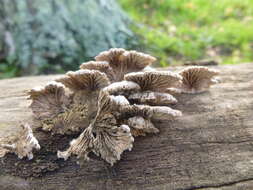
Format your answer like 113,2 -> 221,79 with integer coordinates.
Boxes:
119,0 -> 253,66
0,0 -> 136,78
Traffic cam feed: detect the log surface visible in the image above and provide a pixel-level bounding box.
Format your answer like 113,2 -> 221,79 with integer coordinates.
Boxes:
0,63 -> 253,190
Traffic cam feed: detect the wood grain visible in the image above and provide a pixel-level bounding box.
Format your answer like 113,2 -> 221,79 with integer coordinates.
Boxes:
0,63 -> 253,190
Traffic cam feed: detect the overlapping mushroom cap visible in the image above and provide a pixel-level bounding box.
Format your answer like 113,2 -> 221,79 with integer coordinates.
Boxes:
124,71 -> 182,92
56,69 -> 110,92
2,48 -> 219,167
28,70 -> 110,135
80,61 -> 115,81
81,48 -> 157,82
58,91 -> 134,165
57,83 -> 181,165
123,71 -> 181,106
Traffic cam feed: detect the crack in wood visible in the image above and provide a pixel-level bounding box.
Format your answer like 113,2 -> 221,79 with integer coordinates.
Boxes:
180,177 -> 253,190
200,140 -> 253,145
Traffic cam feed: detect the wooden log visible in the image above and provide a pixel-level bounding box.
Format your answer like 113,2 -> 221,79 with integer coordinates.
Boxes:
0,63 -> 253,190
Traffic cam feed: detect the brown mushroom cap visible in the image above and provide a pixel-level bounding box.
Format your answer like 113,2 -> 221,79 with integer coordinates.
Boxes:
124,71 -> 182,92
121,50 -> 156,71
103,80 -> 141,96
58,117 -> 134,166
128,91 -> 178,106
96,90 -> 130,116
150,106 -> 182,120
57,126 -> 94,162
93,120 -> 133,165
95,48 -> 125,67
56,69 -> 110,92
58,90 -> 134,165
91,90 -> 133,165
26,48 -> 192,166
80,61 -> 115,81
121,104 -> 182,121
127,116 -> 159,136
179,66 -> 220,93
80,61 -> 110,70
95,48 -> 156,81
0,123 -> 40,160
27,81 -> 70,120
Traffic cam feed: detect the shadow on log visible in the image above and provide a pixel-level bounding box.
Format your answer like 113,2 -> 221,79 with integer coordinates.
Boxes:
0,63 -> 253,190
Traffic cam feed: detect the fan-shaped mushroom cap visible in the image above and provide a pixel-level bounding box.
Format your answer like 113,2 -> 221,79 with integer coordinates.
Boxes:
58,115 -> 134,166
28,80 -> 99,135
127,116 -> 159,136
92,116 -> 134,166
128,91 -> 177,106
121,104 -> 182,121
150,106 -> 182,120
91,91 -> 133,165
124,71 -> 182,92
103,81 -> 141,96
0,124 -> 40,160
110,95 -> 130,109
58,91 -> 134,165
80,61 -> 110,70
179,66 -> 220,93
56,69 -> 110,92
121,50 -> 156,70
27,81 -> 69,120
80,61 -> 115,81
95,48 -> 156,81
96,90 -> 130,116
95,48 -> 125,67
57,126 -> 94,161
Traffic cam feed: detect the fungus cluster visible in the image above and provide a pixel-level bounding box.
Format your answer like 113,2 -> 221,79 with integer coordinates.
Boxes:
0,48 -> 219,166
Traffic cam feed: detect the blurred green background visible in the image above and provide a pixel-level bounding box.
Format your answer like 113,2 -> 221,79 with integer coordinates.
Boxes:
1,0 -> 253,79
119,0 -> 253,66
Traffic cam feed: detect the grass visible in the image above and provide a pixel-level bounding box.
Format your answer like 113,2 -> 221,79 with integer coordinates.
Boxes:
119,0 -> 253,66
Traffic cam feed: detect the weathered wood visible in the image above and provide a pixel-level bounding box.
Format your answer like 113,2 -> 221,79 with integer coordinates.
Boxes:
0,63 -> 253,190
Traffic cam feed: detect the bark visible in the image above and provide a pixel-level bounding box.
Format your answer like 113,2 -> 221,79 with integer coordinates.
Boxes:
0,0 -> 16,60
0,63 -> 253,190
0,0 -> 135,76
